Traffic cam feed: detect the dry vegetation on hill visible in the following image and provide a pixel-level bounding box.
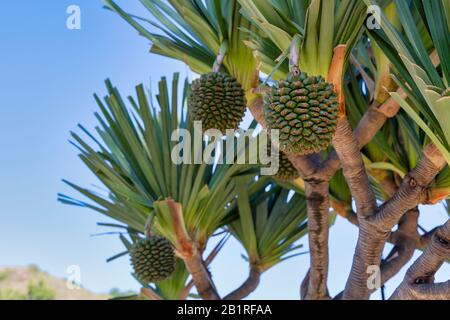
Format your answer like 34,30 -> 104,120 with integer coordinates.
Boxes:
0,266 -> 109,300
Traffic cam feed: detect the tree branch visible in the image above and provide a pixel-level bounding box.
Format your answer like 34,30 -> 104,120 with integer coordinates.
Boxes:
248,95 -> 331,300
334,208 -> 418,300
332,114 -> 387,299
224,266 -> 261,300
166,198 -> 221,300
321,93 -> 404,180
373,144 -> 447,231
178,234 -> 229,300
379,208 -> 419,285
332,117 -> 378,217
390,219 -> 450,300
342,145 -> 446,299
183,254 -> 220,300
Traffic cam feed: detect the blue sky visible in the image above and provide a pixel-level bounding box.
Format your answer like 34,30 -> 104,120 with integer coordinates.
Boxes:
0,1 -> 448,299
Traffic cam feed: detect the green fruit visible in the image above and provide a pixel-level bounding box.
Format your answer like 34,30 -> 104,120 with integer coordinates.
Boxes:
266,143 -> 299,181
188,72 -> 246,132
263,72 -> 339,155
130,236 -> 176,283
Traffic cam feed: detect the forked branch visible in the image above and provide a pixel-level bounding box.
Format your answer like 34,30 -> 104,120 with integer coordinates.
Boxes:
342,145 -> 446,299
373,144 -> 447,231
390,220 -> 450,300
332,117 -> 378,217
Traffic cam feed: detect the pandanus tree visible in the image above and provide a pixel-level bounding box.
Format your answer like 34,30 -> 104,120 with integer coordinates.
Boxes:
58,74 -> 310,300
60,0 -> 450,300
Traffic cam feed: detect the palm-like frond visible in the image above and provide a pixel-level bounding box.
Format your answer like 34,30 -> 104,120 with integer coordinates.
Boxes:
366,0 -> 450,164
103,0 -> 258,94
58,73 -> 257,249
239,0 -> 369,78
229,176 -> 308,271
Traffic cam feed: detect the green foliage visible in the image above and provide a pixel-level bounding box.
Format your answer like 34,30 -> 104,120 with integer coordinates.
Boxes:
58,74 -> 257,247
239,0 -> 368,77
366,0 -> 450,164
61,0 -> 450,299
27,281 -> 55,300
229,177 -> 308,271
0,289 -> 27,300
103,0 -> 259,93
0,281 -> 55,300
59,72 -> 312,296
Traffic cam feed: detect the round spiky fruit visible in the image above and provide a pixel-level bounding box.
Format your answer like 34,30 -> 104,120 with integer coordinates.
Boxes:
266,142 -> 299,181
130,236 -> 176,283
188,72 -> 246,132
263,72 -> 339,155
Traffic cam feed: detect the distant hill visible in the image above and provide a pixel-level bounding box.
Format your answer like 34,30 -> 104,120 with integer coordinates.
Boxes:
0,265 -> 109,300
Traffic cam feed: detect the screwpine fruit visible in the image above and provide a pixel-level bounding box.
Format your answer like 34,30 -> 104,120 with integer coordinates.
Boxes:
266,142 -> 299,181
130,236 -> 176,283
188,72 -> 246,132
264,71 -> 339,155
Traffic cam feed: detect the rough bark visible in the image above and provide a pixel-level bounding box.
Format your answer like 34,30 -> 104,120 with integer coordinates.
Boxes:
379,209 -> 419,285
246,45 -> 448,301
390,220 -> 450,300
373,144 -> 447,231
342,145 -> 446,299
334,208 -> 420,300
321,91 -> 404,180
183,254 -> 220,300
302,181 -> 331,299
224,266 -> 261,300
248,94 -> 330,300
322,50 -> 439,182
332,117 -> 378,217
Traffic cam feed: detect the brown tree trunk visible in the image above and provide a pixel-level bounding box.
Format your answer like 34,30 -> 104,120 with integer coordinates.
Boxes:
184,254 -> 220,300
302,181 -> 330,299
